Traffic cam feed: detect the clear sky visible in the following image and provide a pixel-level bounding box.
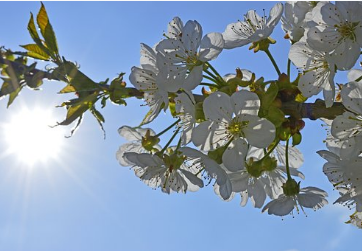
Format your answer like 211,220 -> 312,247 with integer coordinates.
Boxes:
0,1 -> 360,251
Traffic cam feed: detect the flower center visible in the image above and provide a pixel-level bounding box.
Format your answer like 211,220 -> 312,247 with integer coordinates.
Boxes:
335,21 -> 360,41
227,118 -> 249,137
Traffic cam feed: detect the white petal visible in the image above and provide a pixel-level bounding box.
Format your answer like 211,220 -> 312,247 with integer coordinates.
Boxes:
192,121 -> 228,151
341,81 -> 362,114
184,65 -> 203,90
203,91 -> 233,121
262,195 -> 295,216
199,32 -> 224,62
140,43 -> 157,72
331,112 -> 361,140
297,193 -> 328,210
323,79 -> 335,108
179,169 -> 204,189
222,138 -> 248,172
218,179 -> 233,200
231,90 -> 260,116
222,22 -> 251,49
116,143 -> 144,166
267,3 -> 284,27
167,17 -> 183,39
243,115 -> 276,148
249,180 -> 267,208
182,20 -> 202,53
348,69 -> 362,82
331,40 -> 360,70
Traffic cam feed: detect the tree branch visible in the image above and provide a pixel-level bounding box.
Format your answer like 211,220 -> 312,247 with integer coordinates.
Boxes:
281,99 -> 345,120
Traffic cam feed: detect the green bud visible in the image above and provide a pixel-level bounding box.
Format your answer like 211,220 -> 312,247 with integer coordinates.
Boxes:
292,132 -> 302,146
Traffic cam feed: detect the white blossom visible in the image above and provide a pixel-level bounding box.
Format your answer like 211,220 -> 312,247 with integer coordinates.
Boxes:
331,81 -> 362,158
192,91 -> 275,172
129,44 -> 171,125
214,145 -> 304,208
289,40 -> 336,107
306,2 -> 362,70
347,212 -> 362,228
116,126 -> 160,167
281,1 -> 316,42
156,18 -> 224,90
262,186 -> 328,216
180,147 -> 232,200
123,151 -> 203,194
223,3 -> 283,49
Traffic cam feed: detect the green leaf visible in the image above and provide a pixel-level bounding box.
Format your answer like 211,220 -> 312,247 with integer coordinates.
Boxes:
36,3 -> 59,56
27,13 -> 42,46
0,79 -> 20,97
27,13 -> 50,55
65,115 -> 83,138
90,107 -> 106,139
20,44 -> 50,60
59,84 -> 76,93
91,107 -> 105,123
101,96 -> 107,108
58,92 -> 98,126
7,86 -> 23,107
62,61 -> 101,92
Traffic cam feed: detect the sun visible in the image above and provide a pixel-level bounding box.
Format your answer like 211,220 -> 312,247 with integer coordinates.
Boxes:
4,107 -> 65,166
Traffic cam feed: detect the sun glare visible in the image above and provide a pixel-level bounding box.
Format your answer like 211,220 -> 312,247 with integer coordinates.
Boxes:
4,107 -> 65,166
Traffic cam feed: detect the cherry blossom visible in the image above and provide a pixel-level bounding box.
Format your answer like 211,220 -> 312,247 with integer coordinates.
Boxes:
223,3 -> 283,49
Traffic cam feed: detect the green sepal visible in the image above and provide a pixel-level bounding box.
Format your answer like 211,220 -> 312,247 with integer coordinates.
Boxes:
266,106 -> 286,127
208,145 -> 228,164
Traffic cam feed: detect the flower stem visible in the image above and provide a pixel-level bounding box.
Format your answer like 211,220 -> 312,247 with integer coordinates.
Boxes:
265,49 -> 281,76
204,69 -> 220,83
206,62 -> 224,81
285,137 -> 292,180
200,82 -> 219,88
203,74 -> 218,83
261,139 -> 280,161
160,128 -> 180,153
156,119 -> 180,137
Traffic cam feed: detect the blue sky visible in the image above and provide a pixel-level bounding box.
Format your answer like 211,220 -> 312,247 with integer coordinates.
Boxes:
0,1 -> 361,251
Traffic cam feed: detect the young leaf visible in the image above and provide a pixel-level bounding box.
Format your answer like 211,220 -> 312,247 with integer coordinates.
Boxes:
7,85 -> 23,107
90,107 -> 106,138
27,13 -> 50,56
62,61 -> 102,92
20,44 -> 50,60
36,3 -> 59,56
58,92 -> 98,126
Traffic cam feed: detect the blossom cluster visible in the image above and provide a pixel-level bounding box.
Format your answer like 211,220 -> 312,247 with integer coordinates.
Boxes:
115,1 -> 362,225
